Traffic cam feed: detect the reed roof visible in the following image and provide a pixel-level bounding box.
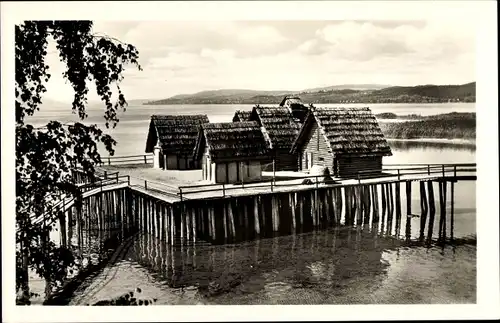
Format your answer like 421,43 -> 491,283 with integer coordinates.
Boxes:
194,121 -> 269,162
145,114 -> 209,155
291,107 -> 392,157
252,105 -> 302,151
279,96 -> 303,107
232,110 -> 252,122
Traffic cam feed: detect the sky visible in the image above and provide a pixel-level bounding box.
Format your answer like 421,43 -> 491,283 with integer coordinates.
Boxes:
43,20 -> 477,102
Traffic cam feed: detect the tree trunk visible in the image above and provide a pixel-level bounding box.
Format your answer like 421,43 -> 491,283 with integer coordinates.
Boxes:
17,235 -> 30,304
42,229 -> 52,301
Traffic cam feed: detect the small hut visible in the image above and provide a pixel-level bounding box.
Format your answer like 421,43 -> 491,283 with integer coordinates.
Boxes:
232,110 -> 252,122
290,107 -> 392,178
193,121 -> 269,184
145,114 -> 209,170
279,96 -> 310,123
250,105 -> 302,171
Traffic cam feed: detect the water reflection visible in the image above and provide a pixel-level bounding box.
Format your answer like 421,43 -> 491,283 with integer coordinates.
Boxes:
387,140 -> 476,152
119,221 -> 475,304
131,226 -> 397,296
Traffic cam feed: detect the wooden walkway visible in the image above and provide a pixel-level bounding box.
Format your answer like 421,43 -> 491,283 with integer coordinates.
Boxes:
37,163 -> 476,219
33,162 -> 476,304
88,163 -> 476,203
35,162 -> 475,252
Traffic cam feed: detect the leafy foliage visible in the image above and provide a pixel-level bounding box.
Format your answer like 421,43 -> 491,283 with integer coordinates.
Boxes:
15,20 -> 141,303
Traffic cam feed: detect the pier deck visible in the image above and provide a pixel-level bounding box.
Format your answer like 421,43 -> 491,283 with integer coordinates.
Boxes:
33,161 -> 476,305
98,163 -> 476,203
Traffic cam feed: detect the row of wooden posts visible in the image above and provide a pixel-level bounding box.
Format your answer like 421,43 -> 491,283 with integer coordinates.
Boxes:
59,178 -> 456,254
58,188 -> 135,264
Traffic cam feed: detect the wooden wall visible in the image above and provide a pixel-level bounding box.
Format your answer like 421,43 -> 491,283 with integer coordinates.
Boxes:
274,150 -> 298,171
165,153 -> 200,170
166,154 -> 177,169
211,160 -> 263,184
216,163 -> 226,183
248,161 -> 262,181
299,120 -> 334,173
228,162 -> 238,183
337,156 -> 383,178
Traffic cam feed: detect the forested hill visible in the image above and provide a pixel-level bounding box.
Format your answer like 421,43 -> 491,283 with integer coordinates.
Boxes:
144,82 -> 475,105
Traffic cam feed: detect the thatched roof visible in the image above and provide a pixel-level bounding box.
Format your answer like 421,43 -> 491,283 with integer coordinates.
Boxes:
251,105 -> 302,151
145,114 -> 209,155
232,110 -> 252,122
193,121 -> 269,162
291,107 -> 392,157
279,96 -> 303,107
279,96 -> 310,123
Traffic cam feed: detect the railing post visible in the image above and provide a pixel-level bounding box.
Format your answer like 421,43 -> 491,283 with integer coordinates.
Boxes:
454,165 -> 457,178
222,183 -> 226,197
145,180 -> 147,190
316,176 -> 319,189
427,165 -> 430,175
127,175 -> 130,186
108,157 -> 111,165
442,165 -> 445,177
357,172 -> 361,184
104,171 -> 107,179
179,188 -> 183,202
144,155 -> 147,164
397,169 -> 400,181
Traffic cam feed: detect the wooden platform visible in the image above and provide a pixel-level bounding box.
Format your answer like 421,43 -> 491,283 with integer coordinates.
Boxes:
98,163 -> 476,203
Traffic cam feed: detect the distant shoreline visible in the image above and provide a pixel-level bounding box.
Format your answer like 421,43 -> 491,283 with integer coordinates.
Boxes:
386,138 -> 476,145
144,82 -> 476,105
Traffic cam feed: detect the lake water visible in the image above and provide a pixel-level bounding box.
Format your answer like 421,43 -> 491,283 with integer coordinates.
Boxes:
27,102 -> 475,157
25,103 -> 476,304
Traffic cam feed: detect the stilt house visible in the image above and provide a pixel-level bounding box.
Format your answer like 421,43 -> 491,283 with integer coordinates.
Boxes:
232,110 -> 252,122
290,107 -> 392,178
279,96 -> 310,123
249,105 -> 302,171
145,114 -> 209,170
193,121 -> 269,184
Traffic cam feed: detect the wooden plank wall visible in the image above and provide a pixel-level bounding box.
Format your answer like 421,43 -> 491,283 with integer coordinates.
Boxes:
299,120 -> 334,172
337,156 -> 383,178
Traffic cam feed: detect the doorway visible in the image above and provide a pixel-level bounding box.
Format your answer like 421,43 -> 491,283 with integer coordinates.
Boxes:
306,152 -> 313,169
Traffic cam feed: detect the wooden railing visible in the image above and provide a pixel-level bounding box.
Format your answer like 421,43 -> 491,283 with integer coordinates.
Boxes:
32,173 -> 132,225
126,176 -> 181,200
98,154 -> 154,166
28,162 -> 477,218
177,163 -> 476,200
178,174 -> 331,201
357,163 -> 477,182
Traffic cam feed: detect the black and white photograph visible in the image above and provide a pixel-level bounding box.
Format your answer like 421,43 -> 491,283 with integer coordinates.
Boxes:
2,1 -> 498,322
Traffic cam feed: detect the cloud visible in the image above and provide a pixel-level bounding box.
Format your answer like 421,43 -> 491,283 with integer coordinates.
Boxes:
117,21 -> 291,63
312,20 -> 475,62
41,20 -> 476,101
316,22 -> 415,61
297,39 -> 330,56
